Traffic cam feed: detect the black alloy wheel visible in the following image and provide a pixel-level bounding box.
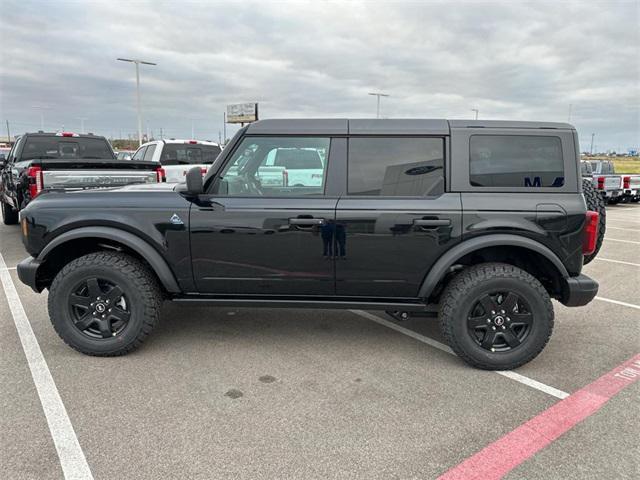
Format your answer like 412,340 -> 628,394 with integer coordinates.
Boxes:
467,291 -> 532,352
68,277 -> 131,339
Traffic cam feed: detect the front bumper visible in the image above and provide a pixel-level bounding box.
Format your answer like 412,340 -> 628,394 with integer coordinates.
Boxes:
16,256 -> 43,293
560,274 -> 598,307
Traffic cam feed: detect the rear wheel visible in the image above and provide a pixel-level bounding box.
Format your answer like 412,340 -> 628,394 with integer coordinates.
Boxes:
1,200 -> 19,225
439,263 -> 554,370
48,252 -> 161,356
582,178 -> 606,265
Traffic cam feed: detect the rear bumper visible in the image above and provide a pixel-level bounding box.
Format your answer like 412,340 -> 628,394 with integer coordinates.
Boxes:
560,274 -> 598,307
16,256 -> 43,293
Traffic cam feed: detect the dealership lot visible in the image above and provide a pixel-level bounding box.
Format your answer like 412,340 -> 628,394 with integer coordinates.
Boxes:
1,205 -> 638,479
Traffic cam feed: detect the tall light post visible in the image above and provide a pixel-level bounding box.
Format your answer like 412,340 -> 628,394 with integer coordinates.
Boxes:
32,105 -> 51,131
471,108 -> 479,120
78,117 -> 88,134
590,133 -> 595,155
368,92 -> 390,119
117,58 -> 156,146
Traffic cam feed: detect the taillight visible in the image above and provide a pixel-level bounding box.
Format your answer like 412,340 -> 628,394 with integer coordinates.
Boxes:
27,166 -> 43,198
583,211 -> 599,256
200,167 -> 207,175
282,169 -> 289,187
623,176 -> 630,189
56,132 -> 77,137
596,176 -> 605,190
155,167 -> 166,183
188,140 -> 198,144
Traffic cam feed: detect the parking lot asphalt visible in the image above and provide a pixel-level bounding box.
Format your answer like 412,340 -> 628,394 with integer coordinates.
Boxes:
1,203 -> 639,479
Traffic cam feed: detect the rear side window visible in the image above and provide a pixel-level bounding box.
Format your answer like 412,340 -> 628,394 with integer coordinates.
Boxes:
470,135 -> 564,188
160,144 -> 222,165
348,137 -> 444,196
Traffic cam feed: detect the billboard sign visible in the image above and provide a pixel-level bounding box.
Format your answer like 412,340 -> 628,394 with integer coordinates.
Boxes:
226,103 -> 259,124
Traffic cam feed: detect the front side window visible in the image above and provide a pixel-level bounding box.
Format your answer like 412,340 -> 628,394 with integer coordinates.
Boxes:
143,144 -> 156,161
470,135 -> 564,188
217,137 -> 330,196
132,146 -> 146,161
348,137 -> 444,196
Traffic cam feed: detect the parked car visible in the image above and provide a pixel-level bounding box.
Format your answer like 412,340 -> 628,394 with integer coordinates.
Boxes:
17,119 -> 599,370
0,132 -> 165,225
131,139 -> 222,183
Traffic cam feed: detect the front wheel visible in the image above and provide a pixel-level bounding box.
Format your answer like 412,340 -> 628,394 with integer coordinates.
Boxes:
439,263 -> 554,370
48,252 -> 162,356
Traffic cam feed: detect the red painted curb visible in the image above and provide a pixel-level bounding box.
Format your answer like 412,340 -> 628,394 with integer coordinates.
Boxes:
438,354 -> 640,480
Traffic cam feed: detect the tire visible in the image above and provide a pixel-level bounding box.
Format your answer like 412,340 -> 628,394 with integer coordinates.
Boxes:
582,178 -> 606,265
1,200 -> 19,225
48,251 -> 161,356
439,263 -> 554,370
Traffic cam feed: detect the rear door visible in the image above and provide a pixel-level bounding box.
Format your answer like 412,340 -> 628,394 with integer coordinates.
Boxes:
335,132 -> 462,298
190,134 -> 342,295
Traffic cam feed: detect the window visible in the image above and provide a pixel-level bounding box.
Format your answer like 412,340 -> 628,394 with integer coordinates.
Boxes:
470,135 -> 564,188
132,147 -> 146,161
348,137 -> 444,196
143,144 -> 156,161
21,136 -> 115,160
160,144 -> 222,165
217,137 -> 330,196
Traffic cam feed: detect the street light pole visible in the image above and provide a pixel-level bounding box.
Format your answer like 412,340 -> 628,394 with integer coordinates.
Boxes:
117,58 -> 156,146
590,133 -> 595,155
78,117 -> 87,134
471,109 -> 479,120
368,92 -> 390,119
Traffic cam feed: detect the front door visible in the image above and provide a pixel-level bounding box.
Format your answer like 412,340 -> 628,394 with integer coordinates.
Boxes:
191,135 -> 338,295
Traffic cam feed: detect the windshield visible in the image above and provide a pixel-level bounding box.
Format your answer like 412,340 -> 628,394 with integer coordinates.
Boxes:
21,136 -> 116,160
160,144 -> 221,165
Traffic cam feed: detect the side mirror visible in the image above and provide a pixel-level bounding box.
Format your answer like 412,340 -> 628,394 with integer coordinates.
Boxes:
185,166 -> 203,194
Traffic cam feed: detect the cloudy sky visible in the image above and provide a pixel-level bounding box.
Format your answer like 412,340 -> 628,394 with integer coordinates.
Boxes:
1,0 -> 638,151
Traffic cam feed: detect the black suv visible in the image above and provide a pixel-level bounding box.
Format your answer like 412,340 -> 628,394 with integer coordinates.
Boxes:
16,119 -> 599,370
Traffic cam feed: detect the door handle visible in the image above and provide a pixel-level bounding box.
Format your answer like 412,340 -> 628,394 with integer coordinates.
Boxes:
413,219 -> 451,228
289,217 -> 325,226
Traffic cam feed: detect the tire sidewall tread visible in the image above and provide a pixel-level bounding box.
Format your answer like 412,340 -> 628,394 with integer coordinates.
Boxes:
439,262 -> 554,370
48,251 -> 161,356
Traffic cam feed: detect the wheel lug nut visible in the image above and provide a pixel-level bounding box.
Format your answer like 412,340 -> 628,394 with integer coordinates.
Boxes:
487,319 -> 491,323
492,326 -> 496,330
501,310 -> 505,314
491,311 -> 495,315
502,325 -> 506,330
506,317 -> 510,322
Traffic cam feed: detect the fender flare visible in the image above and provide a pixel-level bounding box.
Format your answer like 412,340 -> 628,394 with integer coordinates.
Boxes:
418,234 -> 569,299
38,226 -> 181,293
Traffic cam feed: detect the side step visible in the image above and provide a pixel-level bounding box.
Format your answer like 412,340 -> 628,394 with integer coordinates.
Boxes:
171,296 -> 431,312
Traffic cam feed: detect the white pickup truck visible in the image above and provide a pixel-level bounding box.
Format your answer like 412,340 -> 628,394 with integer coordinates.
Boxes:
132,139 -> 222,183
256,148 -> 325,187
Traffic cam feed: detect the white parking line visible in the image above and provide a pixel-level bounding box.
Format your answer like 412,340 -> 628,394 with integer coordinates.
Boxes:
605,238 -> 640,245
350,309 -> 570,400
595,296 -> 640,311
593,257 -> 640,267
606,226 -> 640,233
0,266 -> 17,271
0,253 -> 94,480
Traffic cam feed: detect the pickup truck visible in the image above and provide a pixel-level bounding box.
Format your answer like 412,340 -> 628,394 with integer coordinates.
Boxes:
131,139 -> 222,183
0,132 -> 165,225
17,119 -> 600,370
584,159 -> 623,204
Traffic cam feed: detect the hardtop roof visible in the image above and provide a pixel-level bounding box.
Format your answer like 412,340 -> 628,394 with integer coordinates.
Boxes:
245,119 -> 575,135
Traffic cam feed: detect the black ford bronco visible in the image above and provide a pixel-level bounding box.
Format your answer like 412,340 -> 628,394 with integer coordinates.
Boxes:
17,119 -> 600,370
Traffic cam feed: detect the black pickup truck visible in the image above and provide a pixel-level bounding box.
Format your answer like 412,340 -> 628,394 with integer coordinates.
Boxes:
0,132 -> 165,224
16,119 -> 600,370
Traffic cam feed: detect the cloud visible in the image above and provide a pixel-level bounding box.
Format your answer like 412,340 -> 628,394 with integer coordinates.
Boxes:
0,0 -> 638,151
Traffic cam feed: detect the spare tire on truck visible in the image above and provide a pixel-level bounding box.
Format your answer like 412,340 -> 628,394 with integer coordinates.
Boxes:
582,178 -> 606,265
